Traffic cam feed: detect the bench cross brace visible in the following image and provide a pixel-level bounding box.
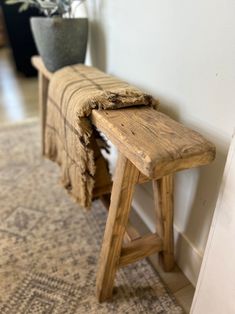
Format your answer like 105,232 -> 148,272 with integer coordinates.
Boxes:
96,153 -> 175,302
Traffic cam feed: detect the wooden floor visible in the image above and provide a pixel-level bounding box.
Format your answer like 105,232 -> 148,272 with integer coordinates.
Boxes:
129,211 -> 194,313
0,48 -> 38,124
0,47 -> 194,313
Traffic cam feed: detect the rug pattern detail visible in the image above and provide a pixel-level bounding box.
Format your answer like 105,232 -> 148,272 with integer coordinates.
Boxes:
0,121 -> 183,314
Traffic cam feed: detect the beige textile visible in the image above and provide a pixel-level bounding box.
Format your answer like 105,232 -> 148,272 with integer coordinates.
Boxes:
45,64 -> 158,208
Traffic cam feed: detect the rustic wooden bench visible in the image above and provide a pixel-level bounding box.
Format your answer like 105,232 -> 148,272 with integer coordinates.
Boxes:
32,57 -> 216,302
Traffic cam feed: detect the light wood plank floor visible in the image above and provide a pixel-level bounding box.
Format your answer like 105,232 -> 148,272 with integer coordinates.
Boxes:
129,210 -> 194,313
0,47 -> 194,313
0,48 -> 38,124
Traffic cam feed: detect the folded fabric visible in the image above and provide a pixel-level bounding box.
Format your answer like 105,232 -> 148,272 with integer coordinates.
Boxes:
45,64 -> 158,208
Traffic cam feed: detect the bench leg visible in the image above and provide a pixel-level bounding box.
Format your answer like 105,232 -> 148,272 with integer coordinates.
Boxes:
38,72 -> 49,155
153,174 -> 175,271
96,153 -> 139,302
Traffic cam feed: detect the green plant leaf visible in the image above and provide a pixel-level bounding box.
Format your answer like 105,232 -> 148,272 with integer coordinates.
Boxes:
5,0 -> 84,17
5,0 -> 25,4
19,2 -> 29,11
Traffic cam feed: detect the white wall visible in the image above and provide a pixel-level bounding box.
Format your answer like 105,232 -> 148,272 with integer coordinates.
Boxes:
191,135 -> 235,314
76,0 -> 235,286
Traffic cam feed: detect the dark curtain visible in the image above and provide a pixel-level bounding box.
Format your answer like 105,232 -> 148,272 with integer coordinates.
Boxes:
0,1 -> 43,77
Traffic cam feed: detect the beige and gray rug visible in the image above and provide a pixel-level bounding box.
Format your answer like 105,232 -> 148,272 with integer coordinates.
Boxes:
0,120 -> 183,314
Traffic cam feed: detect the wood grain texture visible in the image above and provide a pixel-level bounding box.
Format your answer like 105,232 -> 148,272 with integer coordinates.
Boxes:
119,233 -> 163,267
91,108 -> 216,178
38,72 -> 49,155
96,154 -> 139,302
93,183 -> 112,198
123,221 -> 142,243
100,193 -> 141,243
153,180 -> 164,239
156,175 -> 175,271
32,57 -> 216,180
31,56 -> 53,80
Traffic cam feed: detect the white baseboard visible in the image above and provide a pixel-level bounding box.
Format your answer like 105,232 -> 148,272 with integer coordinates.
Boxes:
132,184 -> 202,287
173,225 -> 202,287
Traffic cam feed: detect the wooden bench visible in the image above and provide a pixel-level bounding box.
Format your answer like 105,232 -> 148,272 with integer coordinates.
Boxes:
32,57 -> 216,302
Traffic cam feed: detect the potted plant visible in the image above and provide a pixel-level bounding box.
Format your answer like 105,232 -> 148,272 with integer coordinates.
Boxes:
5,0 -> 88,72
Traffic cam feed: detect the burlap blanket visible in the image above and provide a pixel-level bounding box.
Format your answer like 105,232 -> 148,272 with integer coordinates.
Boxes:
45,64 -> 158,208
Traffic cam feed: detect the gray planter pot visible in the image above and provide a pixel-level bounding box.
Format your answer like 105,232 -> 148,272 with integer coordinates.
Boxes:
30,17 -> 88,72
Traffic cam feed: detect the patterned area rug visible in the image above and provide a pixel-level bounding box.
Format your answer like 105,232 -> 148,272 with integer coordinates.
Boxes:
0,120 -> 183,314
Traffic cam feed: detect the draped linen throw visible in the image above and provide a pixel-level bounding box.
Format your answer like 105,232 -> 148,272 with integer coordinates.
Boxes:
45,64 -> 158,208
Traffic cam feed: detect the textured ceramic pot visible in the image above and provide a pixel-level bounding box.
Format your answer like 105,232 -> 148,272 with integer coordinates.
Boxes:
30,17 -> 88,72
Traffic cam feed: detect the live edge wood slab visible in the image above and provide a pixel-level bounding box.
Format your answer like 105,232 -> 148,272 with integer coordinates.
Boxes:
32,56 -> 216,302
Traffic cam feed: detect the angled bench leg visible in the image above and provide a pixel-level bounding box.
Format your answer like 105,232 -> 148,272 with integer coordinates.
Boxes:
153,174 -> 175,271
38,72 -> 49,155
96,153 -> 139,302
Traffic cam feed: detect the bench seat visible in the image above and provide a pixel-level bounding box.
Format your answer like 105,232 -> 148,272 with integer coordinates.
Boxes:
92,107 -> 215,179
